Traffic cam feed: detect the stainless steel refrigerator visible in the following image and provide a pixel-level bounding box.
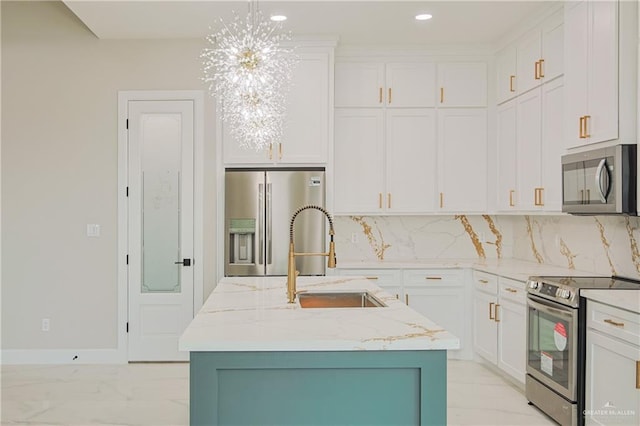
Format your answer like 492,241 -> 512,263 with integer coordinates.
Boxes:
224,168 -> 326,276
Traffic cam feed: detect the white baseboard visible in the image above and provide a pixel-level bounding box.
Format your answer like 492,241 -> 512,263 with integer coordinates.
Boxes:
1,349 -> 126,365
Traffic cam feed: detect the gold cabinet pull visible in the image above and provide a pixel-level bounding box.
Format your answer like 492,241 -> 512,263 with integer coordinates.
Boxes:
388,88 -> 392,104
509,75 -> 515,92
489,302 -> 495,320
583,115 -> 591,138
439,192 -> 444,208
425,276 -> 442,280
365,276 -> 379,280
534,187 -> 544,206
479,279 -> 489,284
539,59 -> 545,78
378,193 -> 383,209
440,87 -> 444,103
509,189 -> 515,207
278,143 -> 282,160
579,116 -> 585,138
405,294 -> 409,305
604,318 -> 625,327
379,87 -> 383,104
268,143 -> 273,159
636,361 -> 640,389
534,61 -> 540,80
505,288 -> 518,293
495,304 -> 501,322
388,193 -> 391,209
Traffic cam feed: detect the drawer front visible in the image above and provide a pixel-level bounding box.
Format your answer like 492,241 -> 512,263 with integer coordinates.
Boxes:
587,301 -> 640,345
473,270 -> 498,295
333,268 -> 402,289
498,277 -> 526,305
403,269 -> 464,287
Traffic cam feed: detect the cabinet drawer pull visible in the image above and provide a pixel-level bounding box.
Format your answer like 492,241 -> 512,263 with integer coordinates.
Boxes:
425,277 -> 442,280
636,361 -> 640,389
505,288 -> 518,293
479,279 -> 489,284
509,75 -> 515,92
365,276 -> 379,280
379,87 -> 383,104
495,304 -> 500,322
604,319 -> 625,328
489,302 -> 495,320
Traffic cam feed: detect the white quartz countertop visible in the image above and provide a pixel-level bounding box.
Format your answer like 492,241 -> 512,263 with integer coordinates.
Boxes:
179,276 -> 460,352
581,289 -> 640,314
336,258 -> 606,282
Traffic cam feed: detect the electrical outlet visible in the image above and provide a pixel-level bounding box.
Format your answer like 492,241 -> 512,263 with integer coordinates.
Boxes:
41,318 -> 50,332
351,232 -> 358,243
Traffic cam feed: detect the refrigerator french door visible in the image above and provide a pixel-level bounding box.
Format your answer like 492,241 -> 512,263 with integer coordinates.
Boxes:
224,168 -> 326,276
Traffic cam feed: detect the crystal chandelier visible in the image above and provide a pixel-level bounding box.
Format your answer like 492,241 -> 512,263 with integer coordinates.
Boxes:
201,2 -> 296,151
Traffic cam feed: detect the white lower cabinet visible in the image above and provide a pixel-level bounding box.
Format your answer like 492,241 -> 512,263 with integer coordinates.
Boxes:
473,271 -> 527,384
330,268 -> 403,301
585,300 -> 640,426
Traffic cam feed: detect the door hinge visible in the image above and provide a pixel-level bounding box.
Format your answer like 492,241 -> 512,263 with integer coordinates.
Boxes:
126,255 -> 129,265
126,119 -> 129,129
126,322 -> 129,333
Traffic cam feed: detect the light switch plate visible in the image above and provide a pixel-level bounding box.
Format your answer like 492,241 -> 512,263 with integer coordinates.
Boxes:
87,224 -> 101,237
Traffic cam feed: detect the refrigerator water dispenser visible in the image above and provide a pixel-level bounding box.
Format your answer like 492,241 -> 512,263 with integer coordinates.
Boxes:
229,219 -> 255,265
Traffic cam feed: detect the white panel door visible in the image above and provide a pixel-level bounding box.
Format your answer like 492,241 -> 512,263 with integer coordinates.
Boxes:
516,87 -> 542,210
334,62 -> 384,107
437,63 -> 488,107
128,100 -> 194,361
496,45 -> 517,104
564,0 -> 589,148
497,299 -> 526,384
385,109 -> 437,213
385,62 -> 436,107
496,99 -> 518,211
517,29 -> 543,94
473,290 -> 498,364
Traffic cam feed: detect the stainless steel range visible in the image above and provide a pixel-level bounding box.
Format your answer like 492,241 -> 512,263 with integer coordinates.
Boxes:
525,276 -> 640,426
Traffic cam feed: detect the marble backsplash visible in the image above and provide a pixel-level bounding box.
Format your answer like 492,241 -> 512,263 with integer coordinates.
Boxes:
334,214 -> 640,279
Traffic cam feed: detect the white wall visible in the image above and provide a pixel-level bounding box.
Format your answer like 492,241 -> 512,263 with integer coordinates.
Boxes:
1,1 -> 217,352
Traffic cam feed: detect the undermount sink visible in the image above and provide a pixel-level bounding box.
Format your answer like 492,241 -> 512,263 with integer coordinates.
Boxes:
298,291 -> 387,308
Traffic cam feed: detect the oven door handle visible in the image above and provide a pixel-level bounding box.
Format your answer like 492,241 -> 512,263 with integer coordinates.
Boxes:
527,294 -> 576,320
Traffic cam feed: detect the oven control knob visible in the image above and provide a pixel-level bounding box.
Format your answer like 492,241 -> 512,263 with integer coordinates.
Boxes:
563,290 -> 573,299
528,281 -> 539,290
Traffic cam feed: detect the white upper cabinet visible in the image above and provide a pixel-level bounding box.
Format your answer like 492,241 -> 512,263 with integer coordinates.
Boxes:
496,99 -> 518,211
496,45 -> 518,104
223,50 -> 332,165
516,87 -> 543,210
564,0 -> 619,148
438,109 -> 488,212
437,63 -> 487,107
517,9 -> 564,95
335,62 -> 436,108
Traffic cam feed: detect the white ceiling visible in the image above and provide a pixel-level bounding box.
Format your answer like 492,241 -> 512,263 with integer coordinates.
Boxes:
62,1 -> 558,47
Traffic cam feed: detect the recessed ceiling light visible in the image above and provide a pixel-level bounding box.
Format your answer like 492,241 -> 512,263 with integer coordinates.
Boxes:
415,13 -> 433,21
270,15 -> 287,22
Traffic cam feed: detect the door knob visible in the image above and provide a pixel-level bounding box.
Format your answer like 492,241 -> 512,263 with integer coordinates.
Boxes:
174,258 -> 191,266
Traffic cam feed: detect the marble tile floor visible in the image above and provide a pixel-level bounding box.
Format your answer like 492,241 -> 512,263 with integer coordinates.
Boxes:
1,360 -> 555,425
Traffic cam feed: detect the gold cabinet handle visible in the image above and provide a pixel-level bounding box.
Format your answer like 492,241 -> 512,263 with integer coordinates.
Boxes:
378,193 -> 382,209
425,277 -> 442,280
365,276 -> 379,280
379,87 -> 383,104
604,318 -> 625,327
505,288 -> 518,293
495,304 -> 501,322
583,115 -> 591,138
539,59 -> 545,78
388,88 -> 392,104
405,294 -> 409,305
534,61 -> 540,80
534,187 -> 544,206
440,87 -> 444,103
439,192 -> 444,208
509,189 -> 515,207
579,116 -> 585,138
278,143 -> 282,160
489,302 -> 495,320
636,361 -> 640,389
509,75 -> 515,92
479,279 -> 489,284
268,143 -> 273,159
388,193 -> 391,209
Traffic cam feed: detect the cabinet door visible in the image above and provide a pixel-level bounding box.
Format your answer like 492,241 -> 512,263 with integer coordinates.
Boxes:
280,52 -> 329,164
405,287 -> 466,359
496,99 -> 518,211
386,109 -> 437,213
386,62 -> 436,107
334,109 -> 384,213
496,45 -> 517,104
222,123 -> 273,165
587,0 -> 618,145
517,29 -> 543,94
516,87 -> 542,210
541,9 -> 564,82
437,63 -> 487,107
585,330 -> 640,426
564,0 -> 589,148
540,77 -> 564,212
473,290 -> 498,364
497,298 -> 527,384
438,109 -> 488,212
335,62 -> 384,107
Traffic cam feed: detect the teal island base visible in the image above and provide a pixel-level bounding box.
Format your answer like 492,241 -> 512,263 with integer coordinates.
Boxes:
190,350 -> 447,426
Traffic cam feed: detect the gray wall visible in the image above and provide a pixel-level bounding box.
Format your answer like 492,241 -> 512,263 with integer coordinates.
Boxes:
1,1 -> 217,350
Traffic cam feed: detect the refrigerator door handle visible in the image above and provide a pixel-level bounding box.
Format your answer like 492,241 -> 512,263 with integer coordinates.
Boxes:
258,183 -> 264,265
266,183 -> 272,265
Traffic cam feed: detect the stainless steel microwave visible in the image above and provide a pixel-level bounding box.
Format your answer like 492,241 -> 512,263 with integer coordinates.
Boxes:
561,145 -> 637,215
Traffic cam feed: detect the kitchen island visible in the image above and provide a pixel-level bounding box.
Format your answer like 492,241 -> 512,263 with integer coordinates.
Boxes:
179,276 -> 460,426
